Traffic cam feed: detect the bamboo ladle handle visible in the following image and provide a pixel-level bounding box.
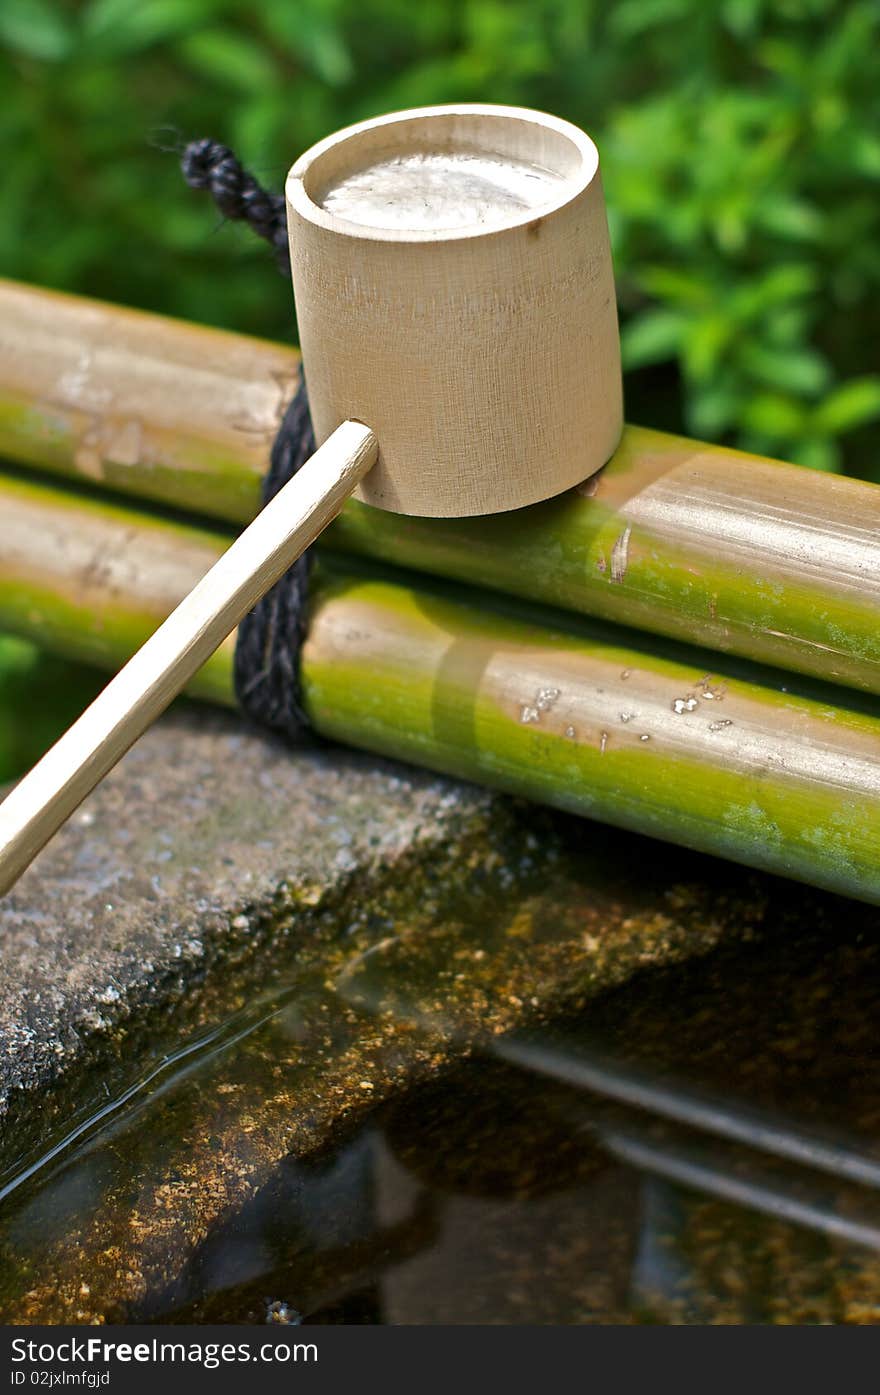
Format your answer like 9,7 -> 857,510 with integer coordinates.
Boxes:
0,421 -> 377,895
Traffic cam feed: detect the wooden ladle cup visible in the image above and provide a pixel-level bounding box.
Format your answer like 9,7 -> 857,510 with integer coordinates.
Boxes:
0,103 -> 622,894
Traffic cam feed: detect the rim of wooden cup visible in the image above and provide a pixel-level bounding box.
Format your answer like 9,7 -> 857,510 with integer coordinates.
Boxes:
286,103 -> 601,244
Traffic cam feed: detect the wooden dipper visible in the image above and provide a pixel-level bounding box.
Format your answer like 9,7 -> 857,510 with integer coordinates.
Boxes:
0,104 -> 622,894
287,104 -> 621,515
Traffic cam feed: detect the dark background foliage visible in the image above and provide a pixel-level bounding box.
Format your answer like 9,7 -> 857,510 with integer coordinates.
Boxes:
1,0 -> 879,774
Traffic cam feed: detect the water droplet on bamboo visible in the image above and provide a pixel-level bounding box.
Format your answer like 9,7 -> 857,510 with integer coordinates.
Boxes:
536,687 -> 560,711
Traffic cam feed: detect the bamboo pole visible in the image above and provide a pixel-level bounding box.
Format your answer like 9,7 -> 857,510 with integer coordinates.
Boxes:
0,279 -> 282,522
2,279 -> 880,697
2,470 -> 879,904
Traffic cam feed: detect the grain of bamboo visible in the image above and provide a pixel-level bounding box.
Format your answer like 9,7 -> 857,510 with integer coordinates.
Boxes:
2,279 -> 879,696
2,471 -> 879,904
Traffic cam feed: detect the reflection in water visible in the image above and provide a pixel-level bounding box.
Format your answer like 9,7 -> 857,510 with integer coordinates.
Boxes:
495,1034 -> 880,1191
151,1030 -> 880,1324
149,1059 -> 636,1325
3,873 -> 880,1323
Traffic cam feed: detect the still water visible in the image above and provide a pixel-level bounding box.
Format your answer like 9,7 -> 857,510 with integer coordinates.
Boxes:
2,843 -> 880,1325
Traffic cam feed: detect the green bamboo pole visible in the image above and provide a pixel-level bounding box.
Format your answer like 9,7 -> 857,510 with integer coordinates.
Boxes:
3,280 -> 880,699
2,470 -> 879,904
0,474 -> 234,704
0,279 -> 283,522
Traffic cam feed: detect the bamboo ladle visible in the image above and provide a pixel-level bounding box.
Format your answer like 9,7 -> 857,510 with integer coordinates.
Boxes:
0,104 -> 622,895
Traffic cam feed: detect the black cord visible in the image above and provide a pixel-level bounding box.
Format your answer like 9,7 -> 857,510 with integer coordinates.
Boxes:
181,139 -> 290,276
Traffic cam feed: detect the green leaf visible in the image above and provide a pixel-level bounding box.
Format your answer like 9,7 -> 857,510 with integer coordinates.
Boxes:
609,0 -> 690,40
790,437 -> 841,472
0,0 -> 74,61
721,0 -> 764,40
737,264 -> 819,317
263,2 -> 353,85
0,635 -> 37,680
82,0 -> 212,56
637,266 -> 711,310
742,392 -> 807,438
178,29 -> 276,93
296,24 -> 353,86
851,132 -> 880,180
683,316 -> 732,381
756,198 -> 823,243
741,344 -> 831,396
689,384 -> 741,438
620,310 -> 684,369
814,378 -> 880,434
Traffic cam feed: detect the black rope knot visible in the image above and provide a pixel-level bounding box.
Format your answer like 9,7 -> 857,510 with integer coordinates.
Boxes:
181,138 -> 290,275
182,138 -> 313,740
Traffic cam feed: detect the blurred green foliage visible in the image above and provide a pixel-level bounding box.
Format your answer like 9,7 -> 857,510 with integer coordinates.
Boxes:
1,0 -> 880,779
2,0 -> 879,472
